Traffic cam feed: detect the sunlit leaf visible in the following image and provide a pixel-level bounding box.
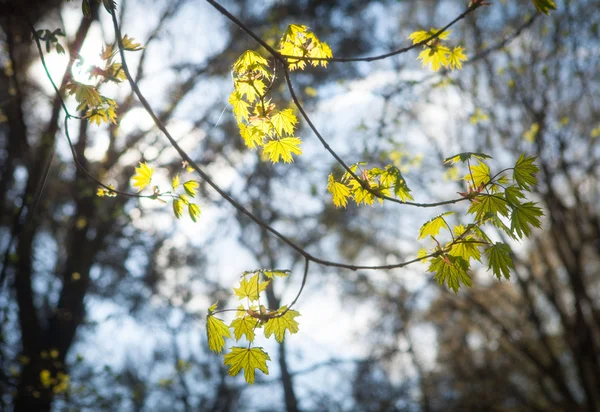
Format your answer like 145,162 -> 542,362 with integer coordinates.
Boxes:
263,307 -> 300,343
468,194 -> 510,219
183,180 -> 199,197
418,212 -> 454,240
121,34 -> 144,51
263,137 -> 302,163
206,315 -> 232,354
223,347 -> 270,384
428,255 -> 472,293
485,242 -> 514,280
173,198 -> 184,219
270,109 -> 297,136
444,152 -> 492,165
131,162 -> 154,191
511,202 -> 543,238
234,274 -> 270,301
188,203 -> 201,222
513,154 -> 539,190
448,46 -> 467,70
327,174 -> 351,208
230,315 -> 259,342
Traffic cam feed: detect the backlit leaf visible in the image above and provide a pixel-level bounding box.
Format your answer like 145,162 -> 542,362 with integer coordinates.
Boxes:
513,154 -> 539,190
183,180 -> 199,197
234,274 -> 269,301
271,109 -> 297,136
206,315 -> 232,354
468,194 -> 510,219
327,174 -> 351,208
188,203 -> 201,222
428,255 -> 472,293
263,307 -> 300,343
511,202 -> 543,238
418,212 -> 454,240
230,315 -> 259,342
485,242 -> 514,280
131,162 -> 154,191
263,137 -> 302,163
223,347 -> 270,384
444,152 -> 492,165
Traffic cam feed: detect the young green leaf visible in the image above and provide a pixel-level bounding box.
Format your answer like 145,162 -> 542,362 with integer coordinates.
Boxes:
418,212 -> 454,240
223,347 -> 270,384
188,203 -> 201,222
173,198 -> 184,219
262,270 -> 290,279
468,194 -> 510,219
206,315 -> 232,354
511,202 -> 543,238
464,161 -> 491,187
234,274 -> 270,301
327,174 -> 351,208
513,154 -> 539,190
183,180 -> 199,197
263,307 -> 300,343
485,242 -> 514,280
229,91 -> 250,122
428,255 -> 472,293
444,152 -> 492,165
270,109 -> 297,136
263,137 -> 302,163
532,0 -> 556,14
131,162 -> 154,191
230,315 -> 259,342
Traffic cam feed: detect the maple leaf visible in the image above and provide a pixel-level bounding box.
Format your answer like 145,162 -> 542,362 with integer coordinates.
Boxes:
172,198 -> 184,219
270,109 -> 297,136
233,50 -> 269,74
513,154 -> 539,190
327,174 -> 351,208
383,166 -> 413,202
264,307 -> 300,343
230,315 -> 259,342
229,91 -> 250,122
417,45 -> 450,72
448,225 -> 482,263
188,203 -> 201,222
468,194 -> 510,219
485,242 -> 514,280
172,174 -> 180,190
463,161 -> 491,187
223,347 -> 270,384
234,274 -> 270,301
121,34 -> 144,51
206,315 -> 232,354
183,180 -> 199,197
261,270 -> 290,279
418,212 -> 454,240
307,41 -> 333,67
239,124 -> 264,149
131,162 -> 154,191
448,46 -> 467,70
428,254 -> 472,293
444,152 -> 492,165
532,0 -> 556,14
408,28 -> 451,45
510,202 -> 543,238
263,138 -> 302,163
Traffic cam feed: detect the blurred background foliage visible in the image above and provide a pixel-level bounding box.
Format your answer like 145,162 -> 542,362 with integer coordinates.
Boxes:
0,0 -> 598,410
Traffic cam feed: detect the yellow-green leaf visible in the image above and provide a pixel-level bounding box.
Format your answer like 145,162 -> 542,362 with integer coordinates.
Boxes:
263,307 -> 300,343
448,46 -> 467,70
418,212 -> 454,240
485,242 -> 514,280
234,274 -> 270,301
327,174 -> 351,208
173,198 -> 184,219
263,137 -> 302,163
223,347 -> 270,384
172,174 -> 180,190
532,0 -> 556,14
270,109 -> 297,136
230,316 -> 259,342
206,315 -> 232,354
121,34 -> 144,51
188,203 -> 201,222
183,180 -> 199,197
131,162 -> 154,191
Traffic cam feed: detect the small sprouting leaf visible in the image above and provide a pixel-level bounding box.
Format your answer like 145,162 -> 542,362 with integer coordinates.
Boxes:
417,45 -> 450,72
428,255 -> 472,293
55,43 -> 65,55
448,46 -> 467,70
121,34 -> 144,51
263,307 -> 300,343
96,184 -> 117,197
444,152 -> 492,165
327,174 -> 351,208
513,154 -> 539,190
172,174 -> 180,190
485,242 -> 514,280
263,137 -> 302,163
270,109 -> 297,136
234,274 -> 270,301
511,202 -> 543,238
173,198 -> 184,219
131,162 -> 154,191
408,28 -> 451,45
183,180 -> 199,197
208,302 -> 218,313
532,0 -> 556,14
206,315 -> 232,354
262,270 -> 290,279
418,212 -> 454,240
188,203 -> 201,222
230,315 -> 259,342
223,347 -> 270,384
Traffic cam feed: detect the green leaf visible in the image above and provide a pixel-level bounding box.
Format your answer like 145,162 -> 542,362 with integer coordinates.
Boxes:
485,242 -> 514,280
173,198 -> 184,219
234,274 -> 270,301
206,315 -> 232,354
183,180 -> 199,197
261,270 -> 290,279
468,194 -> 510,219
230,315 -> 259,342
444,152 -> 492,165
513,154 -> 539,190
223,347 -> 270,384
511,202 -> 543,238
448,225 -> 482,263
188,203 -> 201,222
418,212 -> 454,240
428,255 -> 472,293
263,307 -> 300,343
263,137 -> 302,163
532,0 -> 556,14
504,185 -> 525,205
463,161 -> 491,187
383,166 -> 413,202
327,174 -> 351,208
